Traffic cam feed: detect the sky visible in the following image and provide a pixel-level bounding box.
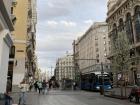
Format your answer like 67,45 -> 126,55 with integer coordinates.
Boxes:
36,0 -> 108,74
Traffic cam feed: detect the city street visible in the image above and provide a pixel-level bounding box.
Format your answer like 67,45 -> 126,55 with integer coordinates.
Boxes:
22,90 -> 136,105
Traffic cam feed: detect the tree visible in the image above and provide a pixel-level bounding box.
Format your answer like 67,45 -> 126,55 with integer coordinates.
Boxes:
111,31 -> 130,97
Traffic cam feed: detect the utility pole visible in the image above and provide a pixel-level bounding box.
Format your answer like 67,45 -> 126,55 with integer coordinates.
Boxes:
73,40 -> 76,81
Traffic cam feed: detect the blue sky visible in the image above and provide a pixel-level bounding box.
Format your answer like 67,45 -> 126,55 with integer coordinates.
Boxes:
36,0 -> 108,73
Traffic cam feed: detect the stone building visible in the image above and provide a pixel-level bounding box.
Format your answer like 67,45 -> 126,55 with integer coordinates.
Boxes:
0,0 -> 14,93
55,55 -> 75,82
73,22 -> 111,75
12,0 -> 37,88
106,0 -> 140,85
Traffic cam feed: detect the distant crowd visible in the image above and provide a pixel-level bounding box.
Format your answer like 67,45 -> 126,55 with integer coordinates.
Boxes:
34,80 -> 49,94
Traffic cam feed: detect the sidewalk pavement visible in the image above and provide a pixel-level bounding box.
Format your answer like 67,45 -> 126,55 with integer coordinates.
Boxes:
104,87 -> 132,99
10,92 -> 39,105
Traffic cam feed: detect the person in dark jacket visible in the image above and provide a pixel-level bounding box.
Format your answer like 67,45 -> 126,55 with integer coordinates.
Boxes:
34,81 -> 38,92
42,80 -> 47,94
5,92 -> 12,105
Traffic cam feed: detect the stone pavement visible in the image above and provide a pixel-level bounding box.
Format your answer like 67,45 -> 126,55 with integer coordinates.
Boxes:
39,90 -> 136,105
11,92 -> 39,105
10,89 -> 137,105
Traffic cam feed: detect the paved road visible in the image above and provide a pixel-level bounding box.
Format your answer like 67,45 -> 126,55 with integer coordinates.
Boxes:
37,90 -> 136,105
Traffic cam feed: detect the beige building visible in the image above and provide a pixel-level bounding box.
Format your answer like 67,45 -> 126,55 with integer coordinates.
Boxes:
55,55 -> 75,81
74,22 -> 110,74
12,0 -> 37,87
0,0 -> 14,92
106,0 -> 140,85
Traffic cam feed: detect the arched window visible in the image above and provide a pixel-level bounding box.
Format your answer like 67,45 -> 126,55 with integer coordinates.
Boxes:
118,18 -> 124,32
110,23 -> 118,50
126,13 -> 134,44
112,23 -> 118,41
134,6 -> 140,42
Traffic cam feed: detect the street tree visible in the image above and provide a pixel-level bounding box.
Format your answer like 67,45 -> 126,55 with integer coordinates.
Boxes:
111,31 -> 130,97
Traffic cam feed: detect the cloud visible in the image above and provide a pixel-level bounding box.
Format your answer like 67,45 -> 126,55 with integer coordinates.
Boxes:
84,20 -> 93,25
37,0 -> 107,20
60,21 -> 76,27
45,20 -> 77,27
36,0 -> 107,71
47,20 -> 58,26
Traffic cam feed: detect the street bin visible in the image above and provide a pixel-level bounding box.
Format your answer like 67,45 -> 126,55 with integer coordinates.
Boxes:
100,86 -> 104,95
0,93 -> 5,105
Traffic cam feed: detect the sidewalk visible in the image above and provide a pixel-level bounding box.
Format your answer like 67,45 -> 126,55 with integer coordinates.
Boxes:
11,92 -> 39,105
104,87 -> 132,99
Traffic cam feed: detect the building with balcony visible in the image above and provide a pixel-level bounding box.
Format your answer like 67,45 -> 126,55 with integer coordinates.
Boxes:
55,55 -> 75,82
12,0 -> 37,88
0,0 -> 14,93
106,0 -> 140,85
26,0 -> 37,80
73,22 -> 111,75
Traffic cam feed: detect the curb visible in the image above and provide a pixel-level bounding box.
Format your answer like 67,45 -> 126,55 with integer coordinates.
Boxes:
104,94 -> 128,100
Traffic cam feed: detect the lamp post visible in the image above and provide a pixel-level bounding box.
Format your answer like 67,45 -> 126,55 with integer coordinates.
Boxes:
101,62 -> 104,95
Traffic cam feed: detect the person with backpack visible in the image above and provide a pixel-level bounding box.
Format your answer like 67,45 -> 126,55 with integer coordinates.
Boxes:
37,81 -> 42,94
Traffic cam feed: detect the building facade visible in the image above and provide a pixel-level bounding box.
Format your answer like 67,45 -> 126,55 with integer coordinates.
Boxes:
74,22 -> 110,74
26,0 -> 37,83
12,0 -> 37,87
106,0 -> 140,85
0,0 -> 14,93
55,55 -> 75,82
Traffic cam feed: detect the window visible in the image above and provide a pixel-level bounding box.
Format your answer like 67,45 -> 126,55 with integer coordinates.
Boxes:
104,53 -> 107,57
104,41 -> 106,45
95,42 -> 98,46
126,13 -> 134,44
104,48 -> 106,51
118,18 -> 124,32
134,6 -> 140,42
95,36 -> 98,40
11,7 -> 13,14
103,35 -> 106,39
96,54 -> 99,58
96,48 -> 99,52
9,46 -> 15,58
112,23 -> 118,43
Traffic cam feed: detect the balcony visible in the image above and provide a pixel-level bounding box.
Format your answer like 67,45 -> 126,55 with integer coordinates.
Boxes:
28,9 -> 32,18
12,0 -> 17,7
11,14 -> 16,24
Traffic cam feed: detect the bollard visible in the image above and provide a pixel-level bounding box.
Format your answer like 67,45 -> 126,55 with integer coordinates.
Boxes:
100,86 -> 104,95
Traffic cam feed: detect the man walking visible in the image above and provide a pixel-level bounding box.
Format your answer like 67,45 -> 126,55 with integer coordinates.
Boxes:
18,81 -> 28,105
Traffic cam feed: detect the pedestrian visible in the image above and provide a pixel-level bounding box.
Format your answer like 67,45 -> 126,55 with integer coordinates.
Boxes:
37,81 -> 42,94
18,81 -> 28,105
42,80 -> 47,94
4,91 -> 12,105
34,81 -> 38,92
128,85 -> 140,103
73,82 -> 76,90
